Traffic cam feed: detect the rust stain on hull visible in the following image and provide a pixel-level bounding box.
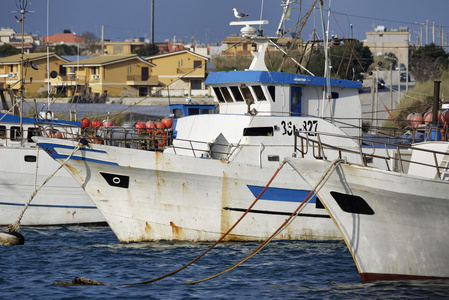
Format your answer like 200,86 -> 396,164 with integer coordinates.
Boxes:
170,221 -> 183,239
144,222 -> 152,235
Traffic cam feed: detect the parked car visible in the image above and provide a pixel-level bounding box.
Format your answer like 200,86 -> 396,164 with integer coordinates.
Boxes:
400,72 -> 410,82
378,78 -> 385,89
395,63 -> 406,71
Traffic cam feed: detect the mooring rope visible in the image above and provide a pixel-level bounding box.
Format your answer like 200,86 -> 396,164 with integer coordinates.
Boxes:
7,142 -> 83,233
124,160 -> 288,286
183,158 -> 342,285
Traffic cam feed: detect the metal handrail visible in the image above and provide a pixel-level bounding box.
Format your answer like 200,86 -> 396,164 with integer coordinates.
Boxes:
294,130 -> 449,179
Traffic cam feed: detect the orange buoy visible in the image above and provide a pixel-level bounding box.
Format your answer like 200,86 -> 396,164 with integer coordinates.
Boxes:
424,111 -> 445,125
102,120 -> 113,127
406,113 -> 424,127
80,118 -> 90,128
135,121 -> 145,133
145,121 -> 157,133
162,118 -> 173,129
91,119 -> 101,128
156,121 -> 166,129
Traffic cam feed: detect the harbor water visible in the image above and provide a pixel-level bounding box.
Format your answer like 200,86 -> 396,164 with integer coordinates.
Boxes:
2,226 -> 449,299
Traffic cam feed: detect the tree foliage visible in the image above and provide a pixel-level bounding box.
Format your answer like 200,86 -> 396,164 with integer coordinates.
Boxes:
135,44 -> 159,57
54,44 -> 78,55
80,31 -> 99,54
410,43 -> 449,82
305,40 -> 373,81
0,44 -> 20,57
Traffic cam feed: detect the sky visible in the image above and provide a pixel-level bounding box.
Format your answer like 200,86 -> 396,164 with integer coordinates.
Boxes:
1,0 -> 448,47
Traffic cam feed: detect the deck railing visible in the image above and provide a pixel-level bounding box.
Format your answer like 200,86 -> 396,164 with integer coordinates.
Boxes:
294,130 -> 449,180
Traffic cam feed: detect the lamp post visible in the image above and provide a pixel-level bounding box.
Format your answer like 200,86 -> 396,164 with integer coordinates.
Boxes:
384,56 -> 401,107
415,21 -> 428,45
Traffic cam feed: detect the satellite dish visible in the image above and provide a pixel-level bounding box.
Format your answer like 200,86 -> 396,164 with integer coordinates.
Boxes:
50,71 -> 58,78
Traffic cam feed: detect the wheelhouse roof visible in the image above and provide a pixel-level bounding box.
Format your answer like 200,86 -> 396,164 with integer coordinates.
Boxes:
205,70 -> 362,89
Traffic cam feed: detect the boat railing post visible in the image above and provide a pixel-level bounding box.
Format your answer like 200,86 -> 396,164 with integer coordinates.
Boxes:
433,152 -> 442,179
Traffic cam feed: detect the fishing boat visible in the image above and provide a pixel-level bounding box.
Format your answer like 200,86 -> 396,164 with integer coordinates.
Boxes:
33,1 -> 373,243
286,79 -> 449,281
287,135 -> 449,281
0,110 -> 106,226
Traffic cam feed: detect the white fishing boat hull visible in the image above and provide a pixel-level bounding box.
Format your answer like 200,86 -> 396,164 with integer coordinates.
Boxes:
0,147 -> 105,226
287,157 -> 449,281
35,135 -> 344,242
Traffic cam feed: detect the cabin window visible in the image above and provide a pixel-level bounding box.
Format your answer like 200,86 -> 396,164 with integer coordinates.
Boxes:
213,87 -> 225,103
10,126 -> 22,141
201,108 -> 213,114
243,127 -> 274,136
331,92 -> 339,99
27,127 -> 39,143
230,86 -> 244,102
188,108 -> 200,115
240,85 -> 254,104
252,86 -> 266,101
292,89 -> 300,105
172,108 -> 184,118
191,80 -> 202,90
268,86 -> 276,102
220,87 -> 233,103
193,60 -> 202,69
91,67 -> 97,75
0,125 -> 6,139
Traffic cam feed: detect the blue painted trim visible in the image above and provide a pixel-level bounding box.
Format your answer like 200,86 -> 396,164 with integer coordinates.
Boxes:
205,70 -> 362,89
0,202 -> 97,209
0,112 -> 81,126
37,142 -> 119,166
247,185 -> 317,203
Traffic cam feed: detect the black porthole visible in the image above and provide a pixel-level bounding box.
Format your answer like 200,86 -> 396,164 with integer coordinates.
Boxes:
24,155 -> 37,162
100,172 -> 129,188
330,191 -> 374,215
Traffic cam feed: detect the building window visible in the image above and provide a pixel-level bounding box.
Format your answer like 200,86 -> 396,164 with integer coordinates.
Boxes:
139,87 -> 148,96
193,60 -> 202,69
59,65 -> 66,76
191,80 -> 202,90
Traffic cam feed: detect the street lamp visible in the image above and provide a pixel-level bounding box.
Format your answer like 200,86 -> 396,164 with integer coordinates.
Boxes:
415,20 -> 428,45
384,56 -> 401,106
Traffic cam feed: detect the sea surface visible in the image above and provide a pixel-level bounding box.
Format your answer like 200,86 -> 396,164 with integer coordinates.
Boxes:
1,225 -> 449,299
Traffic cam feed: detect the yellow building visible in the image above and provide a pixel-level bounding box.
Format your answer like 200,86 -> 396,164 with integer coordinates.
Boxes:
0,52 -> 69,96
103,40 -> 147,55
221,36 -> 302,55
62,54 -> 158,97
146,50 -> 209,97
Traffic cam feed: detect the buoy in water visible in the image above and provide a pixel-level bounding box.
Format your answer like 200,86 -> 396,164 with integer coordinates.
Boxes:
0,231 -> 24,246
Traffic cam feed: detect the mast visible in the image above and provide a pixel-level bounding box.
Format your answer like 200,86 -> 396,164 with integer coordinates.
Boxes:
13,0 -> 33,143
277,0 -> 293,37
319,0 -> 332,118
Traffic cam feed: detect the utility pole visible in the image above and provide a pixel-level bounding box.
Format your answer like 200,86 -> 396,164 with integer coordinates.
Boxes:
151,0 -> 154,44
432,21 -> 435,44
